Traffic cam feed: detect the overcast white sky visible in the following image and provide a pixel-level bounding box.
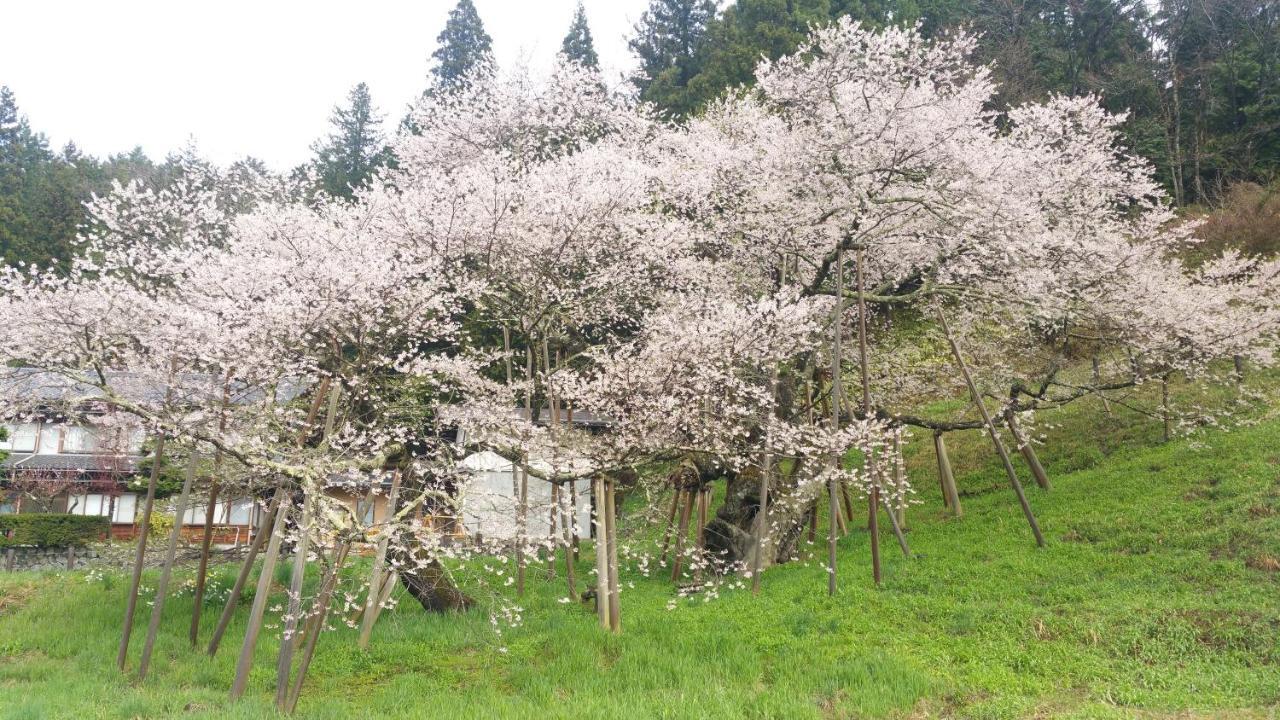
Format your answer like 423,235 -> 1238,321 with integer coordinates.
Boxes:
2,0 -> 652,170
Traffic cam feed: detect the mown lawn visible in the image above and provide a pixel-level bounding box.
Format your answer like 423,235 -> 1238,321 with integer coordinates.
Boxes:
1,374 -> 1278,719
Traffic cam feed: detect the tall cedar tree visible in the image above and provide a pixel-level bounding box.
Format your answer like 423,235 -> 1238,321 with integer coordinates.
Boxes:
628,0 -> 717,116
311,83 -> 386,200
561,2 -> 600,68
431,0 -> 494,91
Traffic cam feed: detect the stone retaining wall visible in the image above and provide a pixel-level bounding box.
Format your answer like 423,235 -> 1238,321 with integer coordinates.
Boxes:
2,545 -> 101,572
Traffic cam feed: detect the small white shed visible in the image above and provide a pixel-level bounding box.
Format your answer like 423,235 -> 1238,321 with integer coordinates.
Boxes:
458,451 -> 593,541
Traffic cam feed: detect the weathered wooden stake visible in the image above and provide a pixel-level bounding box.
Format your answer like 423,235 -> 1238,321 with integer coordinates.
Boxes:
275,493 -> 313,708
138,450 -> 199,680
116,431 -> 168,672
868,486 -> 881,585
230,493 -> 289,700
1092,356 -> 1113,415
357,470 -> 401,650
593,475 -> 609,630
209,494 -> 281,656
658,488 -> 680,563
604,479 -> 621,633
853,246 -> 885,581
1004,410 -> 1050,490
559,482 -> 579,601
892,434 -> 907,529
284,539 -> 351,714
670,487 -> 694,582
1161,373 -> 1172,442
936,305 -> 1045,547
191,371 -> 233,646
933,432 -> 961,517
829,244 -> 844,595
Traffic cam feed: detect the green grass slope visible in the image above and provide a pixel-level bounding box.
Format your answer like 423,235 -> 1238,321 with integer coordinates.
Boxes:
1,387 -> 1278,719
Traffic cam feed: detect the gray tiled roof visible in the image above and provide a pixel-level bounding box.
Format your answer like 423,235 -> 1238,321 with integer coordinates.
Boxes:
1,453 -> 139,473
0,367 -> 308,410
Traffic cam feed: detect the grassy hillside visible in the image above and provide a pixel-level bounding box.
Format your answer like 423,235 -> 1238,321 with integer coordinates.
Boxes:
1,377 -> 1278,719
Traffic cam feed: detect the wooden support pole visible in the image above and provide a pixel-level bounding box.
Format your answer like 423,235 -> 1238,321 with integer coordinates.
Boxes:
868,486 -> 881,585
658,488 -> 679,564
829,244 -> 844,594
138,450 -> 199,680
209,494 -> 281,656
516,464 -> 528,595
117,431 -> 167,672
1004,410 -> 1050,491
604,479 -> 620,634
933,432 -> 961,517
751,454 -> 770,594
547,483 -> 559,576
284,540 -> 351,714
191,371 -> 234,646
559,482 -> 579,601
935,305 -> 1045,547
1092,356 -> 1113,415
275,492 -> 314,709
892,434 -> 906,529
693,488 -> 708,582
839,482 -> 855,533
230,492 -> 289,700
592,475 -> 609,630
854,247 -> 883,582
357,470 -> 401,650
1162,373 -> 1172,442
670,488 -> 694,582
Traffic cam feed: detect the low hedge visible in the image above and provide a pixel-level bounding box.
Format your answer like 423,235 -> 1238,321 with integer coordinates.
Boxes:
0,514 -> 110,548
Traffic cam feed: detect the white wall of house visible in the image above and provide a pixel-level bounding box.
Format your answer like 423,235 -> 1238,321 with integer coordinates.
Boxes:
459,451 -> 593,541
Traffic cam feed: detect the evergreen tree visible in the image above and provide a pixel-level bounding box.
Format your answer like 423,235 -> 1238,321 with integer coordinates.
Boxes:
0,87 -> 86,270
431,0 -> 494,91
628,0 -> 718,116
311,82 -> 386,200
561,2 -> 600,68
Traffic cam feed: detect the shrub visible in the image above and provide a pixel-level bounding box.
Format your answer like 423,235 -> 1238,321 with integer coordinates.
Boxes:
1188,181 -> 1280,263
0,513 -> 110,547
147,511 -> 174,541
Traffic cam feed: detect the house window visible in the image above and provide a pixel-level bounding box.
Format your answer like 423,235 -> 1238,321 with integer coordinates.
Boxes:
61,426 -> 99,453
112,494 -> 137,523
227,499 -> 255,526
0,423 -> 38,453
37,424 -> 61,454
67,493 -> 136,523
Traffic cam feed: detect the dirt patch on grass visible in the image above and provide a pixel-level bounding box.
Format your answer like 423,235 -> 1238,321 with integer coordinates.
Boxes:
1245,553 -> 1280,572
0,581 -> 40,616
